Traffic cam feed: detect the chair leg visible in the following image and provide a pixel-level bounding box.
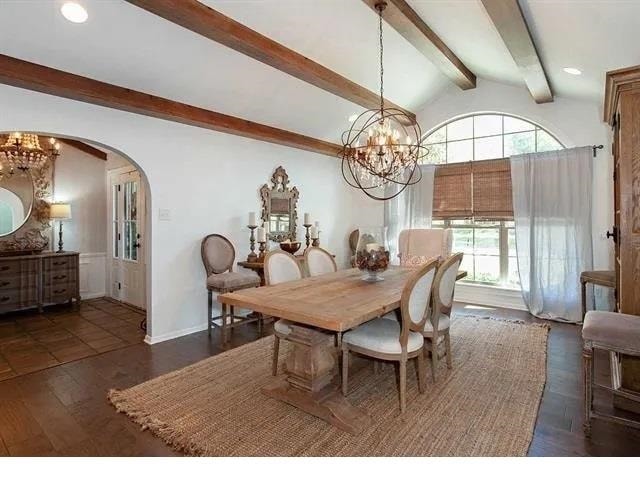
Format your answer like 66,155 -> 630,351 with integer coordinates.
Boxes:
399,358 -> 407,413
220,303 -> 227,345
342,348 -> 350,396
583,345 -> 593,437
416,349 -> 426,394
272,335 -> 280,376
207,291 -> 213,338
230,305 -> 235,332
258,313 -> 264,336
335,331 -> 342,349
430,336 -> 439,383
445,330 -> 452,369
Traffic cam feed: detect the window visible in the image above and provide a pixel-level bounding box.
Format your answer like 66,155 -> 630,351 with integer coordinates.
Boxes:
424,113 -> 563,288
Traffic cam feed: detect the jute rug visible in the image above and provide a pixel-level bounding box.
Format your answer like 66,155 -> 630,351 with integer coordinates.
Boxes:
109,316 -> 549,456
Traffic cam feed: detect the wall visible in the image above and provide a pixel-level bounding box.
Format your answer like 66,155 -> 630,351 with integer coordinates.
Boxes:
0,84 -> 357,343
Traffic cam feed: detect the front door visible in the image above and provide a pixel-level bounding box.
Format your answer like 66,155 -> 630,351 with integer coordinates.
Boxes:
109,169 -> 145,309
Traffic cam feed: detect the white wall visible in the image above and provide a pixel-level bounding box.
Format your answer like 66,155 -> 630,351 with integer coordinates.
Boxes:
0,84 -> 357,343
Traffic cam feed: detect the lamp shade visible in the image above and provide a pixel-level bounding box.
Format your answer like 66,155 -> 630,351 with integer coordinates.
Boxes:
50,203 -> 72,220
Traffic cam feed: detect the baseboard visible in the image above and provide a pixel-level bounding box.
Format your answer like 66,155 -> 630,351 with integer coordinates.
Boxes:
454,283 -> 527,311
81,292 -> 106,300
144,323 -> 207,345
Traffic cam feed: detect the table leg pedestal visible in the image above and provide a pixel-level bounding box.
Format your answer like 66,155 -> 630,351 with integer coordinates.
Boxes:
261,324 -> 370,435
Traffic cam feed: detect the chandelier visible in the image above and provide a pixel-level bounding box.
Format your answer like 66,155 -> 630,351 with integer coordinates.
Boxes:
0,132 -> 61,176
340,1 -> 427,201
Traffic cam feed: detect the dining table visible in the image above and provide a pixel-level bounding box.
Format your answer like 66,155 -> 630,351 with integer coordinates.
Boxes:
218,265 -> 467,435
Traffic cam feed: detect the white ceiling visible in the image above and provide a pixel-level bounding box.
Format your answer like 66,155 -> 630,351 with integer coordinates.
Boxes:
0,0 -> 638,145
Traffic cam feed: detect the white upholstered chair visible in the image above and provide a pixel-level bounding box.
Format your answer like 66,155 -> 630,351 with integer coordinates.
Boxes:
418,252 -> 463,382
264,249 -> 303,375
304,246 -> 337,277
341,260 -> 437,413
397,228 -> 453,266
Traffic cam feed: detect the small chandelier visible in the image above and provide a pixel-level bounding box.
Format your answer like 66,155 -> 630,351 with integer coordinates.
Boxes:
0,132 -> 61,175
340,1 -> 427,201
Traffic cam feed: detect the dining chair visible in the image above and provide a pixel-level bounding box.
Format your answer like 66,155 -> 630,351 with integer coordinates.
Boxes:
263,249 -> 304,375
418,252 -> 464,382
397,228 -> 452,266
201,234 -> 261,344
304,246 -> 337,277
349,229 -> 359,267
341,260 -> 437,413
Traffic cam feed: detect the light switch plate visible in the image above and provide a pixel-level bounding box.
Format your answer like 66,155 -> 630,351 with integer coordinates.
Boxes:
158,208 -> 171,221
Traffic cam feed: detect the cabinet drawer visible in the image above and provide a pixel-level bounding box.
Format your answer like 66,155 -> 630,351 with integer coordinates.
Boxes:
0,273 -> 38,291
0,287 -> 38,312
43,283 -> 77,303
43,271 -> 74,287
43,256 -> 78,273
0,258 -> 38,275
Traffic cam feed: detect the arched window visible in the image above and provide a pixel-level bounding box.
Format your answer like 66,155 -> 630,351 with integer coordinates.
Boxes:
423,113 -> 563,288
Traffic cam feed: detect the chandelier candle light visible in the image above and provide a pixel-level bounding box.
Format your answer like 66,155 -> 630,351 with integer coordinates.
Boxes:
340,1 -> 427,201
0,132 -> 61,174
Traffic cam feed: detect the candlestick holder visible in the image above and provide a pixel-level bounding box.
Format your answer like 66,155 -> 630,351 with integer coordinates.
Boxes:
258,241 -> 267,260
247,225 -> 258,262
312,232 -> 320,247
304,223 -> 312,248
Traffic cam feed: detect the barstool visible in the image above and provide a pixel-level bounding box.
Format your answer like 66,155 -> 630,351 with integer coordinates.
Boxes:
201,234 -> 261,344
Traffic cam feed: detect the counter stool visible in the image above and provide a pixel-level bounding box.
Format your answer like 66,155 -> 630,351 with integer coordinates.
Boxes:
202,234 -> 261,344
582,310 -> 640,436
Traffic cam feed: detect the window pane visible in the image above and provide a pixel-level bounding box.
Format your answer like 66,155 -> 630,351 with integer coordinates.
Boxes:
536,129 -> 562,152
507,227 -> 517,256
504,131 -> 536,156
474,114 -> 502,137
425,126 -> 446,144
447,117 -> 473,141
474,228 -> 499,255
447,139 -> 473,163
503,116 -> 535,134
452,228 -> 474,254
474,135 -> 503,161
460,254 -> 474,282
474,256 -> 500,283
451,219 -> 473,226
508,256 -> 520,287
431,220 -> 446,228
422,142 -> 445,164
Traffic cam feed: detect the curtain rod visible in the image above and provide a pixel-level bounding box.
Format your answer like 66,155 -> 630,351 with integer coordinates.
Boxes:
593,144 -> 604,157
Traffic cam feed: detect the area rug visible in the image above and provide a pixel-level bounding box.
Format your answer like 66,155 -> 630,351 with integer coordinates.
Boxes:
108,316 -> 549,456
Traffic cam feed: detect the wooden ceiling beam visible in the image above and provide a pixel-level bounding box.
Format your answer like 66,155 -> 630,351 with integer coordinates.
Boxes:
125,0 -> 416,123
59,139 -> 108,161
0,54 -> 342,158
480,0 -> 553,103
362,0 -> 476,90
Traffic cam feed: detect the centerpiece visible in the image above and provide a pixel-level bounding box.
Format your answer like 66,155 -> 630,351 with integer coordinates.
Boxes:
355,227 -> 390,282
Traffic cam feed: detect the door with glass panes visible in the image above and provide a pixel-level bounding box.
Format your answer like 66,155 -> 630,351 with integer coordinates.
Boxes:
109,169 -> 145,309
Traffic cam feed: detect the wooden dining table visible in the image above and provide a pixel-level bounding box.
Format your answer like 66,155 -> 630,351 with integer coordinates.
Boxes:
218,265 -> 467,434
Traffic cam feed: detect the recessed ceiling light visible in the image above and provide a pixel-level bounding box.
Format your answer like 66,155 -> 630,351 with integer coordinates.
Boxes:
61,2 -> 88,23
563,67 -> 582,76
348,114 -> 358,122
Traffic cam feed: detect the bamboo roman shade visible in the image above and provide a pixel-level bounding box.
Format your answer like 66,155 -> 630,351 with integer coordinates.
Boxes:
433,158 -> 514,220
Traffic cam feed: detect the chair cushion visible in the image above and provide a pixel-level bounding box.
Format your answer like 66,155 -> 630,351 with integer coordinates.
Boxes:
423,314 -> 451,333
207,271 -> 260,290
274,319 -> 292,336
343,317 -> 424,354
583,311 -> 640,353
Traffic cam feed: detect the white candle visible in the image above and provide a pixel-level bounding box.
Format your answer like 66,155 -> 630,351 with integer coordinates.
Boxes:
257,227 -> 266,242
310,226 -> 318,239
248,211 -> 257,227
314,221 -> 320,228
304,213 -> 311,225
366,242 -> 381,251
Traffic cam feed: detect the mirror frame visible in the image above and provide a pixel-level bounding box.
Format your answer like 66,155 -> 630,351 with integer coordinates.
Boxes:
260,166 -> 299,243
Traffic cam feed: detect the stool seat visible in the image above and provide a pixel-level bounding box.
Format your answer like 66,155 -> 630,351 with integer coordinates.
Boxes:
207,271 -> 260,291
583,311 -> 640,353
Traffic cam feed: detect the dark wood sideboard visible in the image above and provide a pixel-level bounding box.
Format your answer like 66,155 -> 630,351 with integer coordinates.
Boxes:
0,251 -> 80,314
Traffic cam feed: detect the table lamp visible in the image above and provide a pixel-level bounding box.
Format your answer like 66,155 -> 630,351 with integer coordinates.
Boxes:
50,203 -> 72,253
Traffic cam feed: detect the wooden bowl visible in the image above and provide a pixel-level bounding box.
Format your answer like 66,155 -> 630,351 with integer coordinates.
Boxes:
279,241 -> 301,255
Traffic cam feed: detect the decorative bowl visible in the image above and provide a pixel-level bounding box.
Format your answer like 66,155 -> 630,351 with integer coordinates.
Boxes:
355,226 -> 389,282
279,241 -> 301,255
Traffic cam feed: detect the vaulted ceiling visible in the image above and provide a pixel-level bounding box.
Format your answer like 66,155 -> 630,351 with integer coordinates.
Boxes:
0,0 -> 638,150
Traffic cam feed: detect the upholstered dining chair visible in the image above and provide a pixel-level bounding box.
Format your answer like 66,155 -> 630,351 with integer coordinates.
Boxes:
349,229 -> 359,267
418,252 -> 464,382
341,260 -> 437,413
398,228 -> 453,266
264,249 -> 304,375
304,246 -> 337,277
201,234 -> 261,344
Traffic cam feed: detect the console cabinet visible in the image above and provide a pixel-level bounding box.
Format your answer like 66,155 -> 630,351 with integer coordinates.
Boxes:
0,251 -> 80,314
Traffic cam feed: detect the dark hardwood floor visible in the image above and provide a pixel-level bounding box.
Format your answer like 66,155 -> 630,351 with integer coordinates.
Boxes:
0,301 -> 639,456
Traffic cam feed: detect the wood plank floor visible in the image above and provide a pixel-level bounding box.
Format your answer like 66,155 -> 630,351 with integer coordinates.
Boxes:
0,301 -> 639,456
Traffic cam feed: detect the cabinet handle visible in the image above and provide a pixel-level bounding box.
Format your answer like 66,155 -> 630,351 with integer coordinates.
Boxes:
53,289 -> 66,294
0,281 -> 9,287
0,296 -> 10,302
53,275 -> 66,280
53,261 -> 67,266
0,266 -> 9,271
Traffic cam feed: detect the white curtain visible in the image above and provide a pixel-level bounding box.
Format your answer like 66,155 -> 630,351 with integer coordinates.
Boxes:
510,146 -> 593,323
384,165 -> 436,264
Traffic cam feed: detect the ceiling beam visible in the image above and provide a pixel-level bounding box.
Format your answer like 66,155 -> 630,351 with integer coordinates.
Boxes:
0,54 -> 342,158
362,0 -> 476,90
480,0 -> 553,103
125,0 -> 416,123
59,139 -> 108,161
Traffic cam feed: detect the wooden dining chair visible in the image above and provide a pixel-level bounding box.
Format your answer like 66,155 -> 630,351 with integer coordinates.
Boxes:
341,260 -> 437,413
418,252 -> 464,382
304,246 -> 337,277
263,249 -> 304,375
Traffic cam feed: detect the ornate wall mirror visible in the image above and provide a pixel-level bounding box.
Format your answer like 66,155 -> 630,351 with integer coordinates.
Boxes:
260,166 -> 299,242
0,172 -> 34,236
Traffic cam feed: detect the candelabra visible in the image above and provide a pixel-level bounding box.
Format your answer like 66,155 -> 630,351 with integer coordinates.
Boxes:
258,241 -> 267,259
304,223 -> 312,248
312,232 -> 320,247
247,225 -> 258,262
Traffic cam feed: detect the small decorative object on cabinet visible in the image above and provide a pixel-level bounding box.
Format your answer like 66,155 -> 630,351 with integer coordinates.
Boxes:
279,240 -> 301,255
355,226 -> 390,282
50,202 -> 72,253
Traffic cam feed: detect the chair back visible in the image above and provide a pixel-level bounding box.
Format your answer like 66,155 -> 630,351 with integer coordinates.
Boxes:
398,228 -> 452,266
264,250 -> 303,285
304,247 -> 337,277
401,259 -> 438,336
201,234 -> 235,276
430,252 -> 464,330
349,229 -> 359,255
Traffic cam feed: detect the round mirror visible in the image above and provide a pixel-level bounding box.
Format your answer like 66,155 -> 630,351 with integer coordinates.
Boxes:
0,171 -> 34,236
